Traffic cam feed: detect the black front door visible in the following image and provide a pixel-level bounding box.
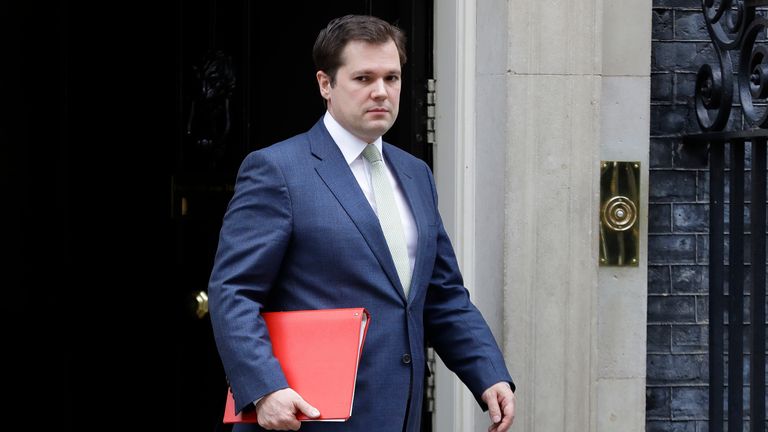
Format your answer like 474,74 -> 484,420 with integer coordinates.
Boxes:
172,2 -> 432,431
8,1 -> 429,429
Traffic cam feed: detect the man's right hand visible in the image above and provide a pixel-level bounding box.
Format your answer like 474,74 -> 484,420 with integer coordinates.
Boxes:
253,388 -> 320,431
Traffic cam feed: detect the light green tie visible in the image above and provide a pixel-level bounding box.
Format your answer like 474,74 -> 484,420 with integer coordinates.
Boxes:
362,144 -> 412,298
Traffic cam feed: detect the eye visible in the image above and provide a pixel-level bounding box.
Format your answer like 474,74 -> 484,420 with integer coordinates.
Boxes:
355,76 -> 370,82
386,75 -> 400,82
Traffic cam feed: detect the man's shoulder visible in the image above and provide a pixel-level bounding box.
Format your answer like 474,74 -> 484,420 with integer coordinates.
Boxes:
265,131 -> 312,155
236,133 -> 310,180
252,118 -> 326,161
244,131 -> 311,164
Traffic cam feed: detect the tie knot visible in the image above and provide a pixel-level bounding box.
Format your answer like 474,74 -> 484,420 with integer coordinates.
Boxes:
362,144 -> 383,164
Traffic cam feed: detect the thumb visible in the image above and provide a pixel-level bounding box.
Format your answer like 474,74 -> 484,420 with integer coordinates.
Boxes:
486,392 -> 502,424
295,398 -> 321,418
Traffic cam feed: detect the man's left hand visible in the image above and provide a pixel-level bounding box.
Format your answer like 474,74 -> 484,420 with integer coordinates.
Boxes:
481,381 -> 515,432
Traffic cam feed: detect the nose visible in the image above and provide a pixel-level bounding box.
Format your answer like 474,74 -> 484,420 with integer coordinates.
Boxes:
371,79 -> 387,99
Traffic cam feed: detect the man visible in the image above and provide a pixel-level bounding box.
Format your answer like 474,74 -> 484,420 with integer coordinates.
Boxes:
208,14 -> 516,432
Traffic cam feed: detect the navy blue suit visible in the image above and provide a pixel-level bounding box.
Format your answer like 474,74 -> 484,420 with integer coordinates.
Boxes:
209,119 -> 513,431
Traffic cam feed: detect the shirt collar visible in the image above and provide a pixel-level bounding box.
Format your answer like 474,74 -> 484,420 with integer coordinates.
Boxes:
323,111 -> 383,166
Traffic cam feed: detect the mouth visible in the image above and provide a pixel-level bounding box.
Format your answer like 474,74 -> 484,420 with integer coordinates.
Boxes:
367,107 -> 389,114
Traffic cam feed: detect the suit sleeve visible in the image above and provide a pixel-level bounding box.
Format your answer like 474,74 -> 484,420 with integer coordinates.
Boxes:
208,150 -> 292,414
421,164 -> 515,409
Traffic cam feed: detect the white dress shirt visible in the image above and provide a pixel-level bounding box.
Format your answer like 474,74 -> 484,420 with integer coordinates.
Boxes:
323,112 -> 417,275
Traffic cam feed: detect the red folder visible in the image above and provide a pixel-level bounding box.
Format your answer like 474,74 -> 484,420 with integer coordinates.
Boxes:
223,307 -> 370,423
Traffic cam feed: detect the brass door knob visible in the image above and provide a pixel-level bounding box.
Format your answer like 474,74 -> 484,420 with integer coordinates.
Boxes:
189,290 -> 209,319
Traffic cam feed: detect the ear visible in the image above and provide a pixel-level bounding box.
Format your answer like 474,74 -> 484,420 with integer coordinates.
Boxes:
316,71 -> 331,100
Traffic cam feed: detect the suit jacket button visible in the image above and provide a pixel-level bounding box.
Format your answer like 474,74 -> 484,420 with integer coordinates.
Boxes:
402,353 -> 412,364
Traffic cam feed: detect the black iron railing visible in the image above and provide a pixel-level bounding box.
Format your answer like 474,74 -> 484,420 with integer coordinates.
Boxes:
685,131 -> 766,432
683,2 -> 767,431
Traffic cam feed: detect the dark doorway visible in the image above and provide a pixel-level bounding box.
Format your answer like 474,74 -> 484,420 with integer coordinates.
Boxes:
7,1 -> 431,430
172,1 -> 433,431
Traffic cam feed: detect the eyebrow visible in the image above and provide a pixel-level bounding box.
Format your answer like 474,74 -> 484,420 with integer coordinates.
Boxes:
350,68 -> 401,76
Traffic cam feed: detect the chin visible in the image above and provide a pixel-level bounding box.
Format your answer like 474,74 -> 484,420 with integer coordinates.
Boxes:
368,129 -> 389,140
366,121 -> 392,135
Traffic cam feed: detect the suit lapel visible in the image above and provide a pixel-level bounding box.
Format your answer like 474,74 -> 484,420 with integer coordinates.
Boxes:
308,122 -> 407,303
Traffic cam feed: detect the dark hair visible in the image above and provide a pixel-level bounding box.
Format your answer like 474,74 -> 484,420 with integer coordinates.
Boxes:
312,14 -> 407,84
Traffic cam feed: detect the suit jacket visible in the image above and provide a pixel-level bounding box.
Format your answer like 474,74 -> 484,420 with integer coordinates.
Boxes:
208,119 -> 513,432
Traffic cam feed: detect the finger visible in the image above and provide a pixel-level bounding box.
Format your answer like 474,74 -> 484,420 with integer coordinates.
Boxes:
295,398 -> 321,419
488,420 -> 503,432
495,393 -> 515,432
489,417 -> 513,432
496,413 -> 513,432
505,393 -> 516,424
287,416 -> 302,431
486,391 -> 502,425
274,413 -> 301,431
258,416 -> 300,431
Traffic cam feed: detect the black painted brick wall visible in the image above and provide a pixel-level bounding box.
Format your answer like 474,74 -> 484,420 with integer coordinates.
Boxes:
649,2 -> 767,432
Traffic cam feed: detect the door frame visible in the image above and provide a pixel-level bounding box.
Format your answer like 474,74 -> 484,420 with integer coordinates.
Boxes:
433,0 -> 485,431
